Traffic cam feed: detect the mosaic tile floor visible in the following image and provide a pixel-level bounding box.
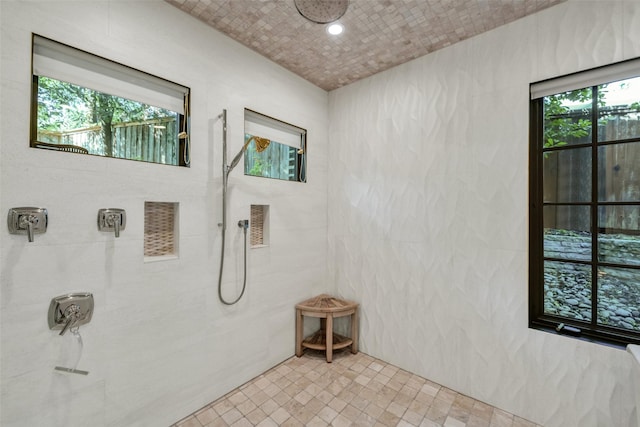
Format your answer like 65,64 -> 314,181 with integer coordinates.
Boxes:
172,350 -> 542,427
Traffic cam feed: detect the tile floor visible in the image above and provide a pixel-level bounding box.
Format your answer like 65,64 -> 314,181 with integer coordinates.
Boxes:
172,350 -> 542,427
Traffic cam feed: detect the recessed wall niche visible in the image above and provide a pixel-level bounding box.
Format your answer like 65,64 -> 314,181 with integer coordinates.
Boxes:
250,205 -> 269,248
144,201 -> 178,259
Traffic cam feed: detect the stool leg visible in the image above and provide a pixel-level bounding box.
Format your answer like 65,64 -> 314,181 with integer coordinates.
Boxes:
295,309 -> 303,357
326,314 -> 333,363
351,309 -> 358,354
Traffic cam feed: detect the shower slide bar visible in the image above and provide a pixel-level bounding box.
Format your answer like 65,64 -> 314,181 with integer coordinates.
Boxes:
217,109 -> 250,306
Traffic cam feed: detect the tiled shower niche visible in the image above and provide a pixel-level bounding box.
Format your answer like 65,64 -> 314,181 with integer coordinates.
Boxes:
250,204 -> 269,248
144,201 -> 178,259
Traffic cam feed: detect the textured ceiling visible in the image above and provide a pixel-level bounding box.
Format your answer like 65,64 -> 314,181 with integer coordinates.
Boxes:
167,0 -> 564,91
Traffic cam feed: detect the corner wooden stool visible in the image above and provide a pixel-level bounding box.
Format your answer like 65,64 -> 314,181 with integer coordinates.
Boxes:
295,294 -> 359,363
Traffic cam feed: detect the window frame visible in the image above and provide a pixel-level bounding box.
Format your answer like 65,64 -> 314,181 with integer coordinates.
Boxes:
30,34 -> 191,166
529,59 -> 640,347
243,108 -> 307,183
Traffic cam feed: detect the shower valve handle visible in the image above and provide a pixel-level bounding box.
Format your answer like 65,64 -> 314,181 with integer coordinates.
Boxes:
7,208 -> 48,243
97,209 -> 126,238
106,214 -> 120,238
19,214 -> 38,242
59,304 -> 81,336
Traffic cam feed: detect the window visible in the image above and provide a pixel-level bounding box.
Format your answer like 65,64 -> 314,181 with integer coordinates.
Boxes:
244,109 -> 306,182
530,58 -> 640,346
31,34 -> 191,166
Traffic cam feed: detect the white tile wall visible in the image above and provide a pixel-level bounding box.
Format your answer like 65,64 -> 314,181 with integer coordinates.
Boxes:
327,1 -> 638,426
0,2 -> 328,426
3,1 -> 639,427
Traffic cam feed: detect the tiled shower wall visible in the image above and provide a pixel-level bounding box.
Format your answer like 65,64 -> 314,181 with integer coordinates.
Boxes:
0,2 -> 328,426
3,1 -> 640,427
327,1 -> 639,426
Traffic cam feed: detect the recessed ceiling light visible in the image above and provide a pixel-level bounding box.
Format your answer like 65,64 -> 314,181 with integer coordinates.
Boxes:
327,23 -> 344,35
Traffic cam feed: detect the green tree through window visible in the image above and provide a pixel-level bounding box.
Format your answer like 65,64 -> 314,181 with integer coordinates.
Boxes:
35,77 -> 181,163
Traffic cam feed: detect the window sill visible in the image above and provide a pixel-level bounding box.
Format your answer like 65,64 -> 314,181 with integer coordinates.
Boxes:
530,320 -> 631,350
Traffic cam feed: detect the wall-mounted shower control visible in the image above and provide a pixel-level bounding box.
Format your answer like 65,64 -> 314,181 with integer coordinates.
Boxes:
7,207 -> 48,242
48,293 -> 94,336
98,208 -> 126,237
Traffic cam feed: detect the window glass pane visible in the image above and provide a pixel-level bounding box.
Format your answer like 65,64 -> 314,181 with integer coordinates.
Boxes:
598,142 -> 640,202
35,76 -> 182,165
544,260 -> 592,321
543,147 -> 592,203
597,76 -> 640,142
598,205 -> 640,266
544,206 -> 591,261
597,266 -> 640,331
543,89 -> 593,149
244,134 -> 300,181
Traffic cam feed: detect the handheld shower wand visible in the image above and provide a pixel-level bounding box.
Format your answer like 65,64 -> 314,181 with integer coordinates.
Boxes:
217,110 -> 271,306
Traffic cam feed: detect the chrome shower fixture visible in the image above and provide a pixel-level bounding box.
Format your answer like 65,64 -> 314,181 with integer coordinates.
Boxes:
7,207 -> 48,242
49,292 -> 94,376
218,110 -> 261,306
294,0 -> 349,24
97,208 -> 126,238
48,292 -> 94,336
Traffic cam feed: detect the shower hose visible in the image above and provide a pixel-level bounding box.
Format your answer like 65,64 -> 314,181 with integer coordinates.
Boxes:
217,222 -> 248,305
217,176 -> 248,305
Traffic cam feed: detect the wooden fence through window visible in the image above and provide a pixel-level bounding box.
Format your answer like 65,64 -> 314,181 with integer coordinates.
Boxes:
36,117 -> 178,165
545,116 -> 640,232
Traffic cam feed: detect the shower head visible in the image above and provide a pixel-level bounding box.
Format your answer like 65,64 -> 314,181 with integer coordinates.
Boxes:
253,136 -> 271,153
228,135 -> 271,174
294,0 -> 349,24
